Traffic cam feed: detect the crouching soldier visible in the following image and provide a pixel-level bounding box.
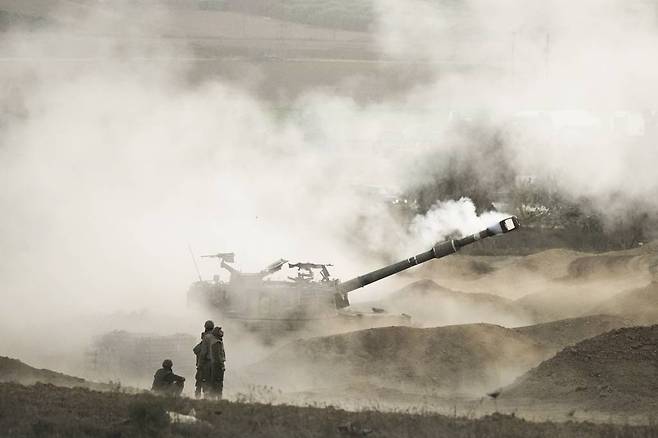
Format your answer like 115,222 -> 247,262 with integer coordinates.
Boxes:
152,359 -> 185,396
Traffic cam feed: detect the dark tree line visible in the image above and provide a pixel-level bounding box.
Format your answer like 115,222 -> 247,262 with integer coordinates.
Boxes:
404,122 -> 656,253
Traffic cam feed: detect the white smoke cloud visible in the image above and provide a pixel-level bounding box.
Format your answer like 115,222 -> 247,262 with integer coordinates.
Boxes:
409,198 -> 508,246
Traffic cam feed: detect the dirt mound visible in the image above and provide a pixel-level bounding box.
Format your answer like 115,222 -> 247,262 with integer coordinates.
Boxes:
513,315 -> 631,351
501,325 -> 658,413
515,267 -> 652,322
248,324 -> 547,396
520,248 -> 585,279
516,247 -> 657,316
413,255 -> 535,300
411,246 -> 656,305
591,282 -> 658,324
368,280 -> 534,327
0,356 -> 86,387
411,248 -> 638,301
559,245 -> 658,284
417,255 -> 518,279
566,254 -> 639,280
517,273 -> 658,325
516,284 -> 621,321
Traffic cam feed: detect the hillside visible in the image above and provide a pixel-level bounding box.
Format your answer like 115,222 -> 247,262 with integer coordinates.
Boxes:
0,356 -> 114,391
248,323 -> 547,396
513,315 -> 631,351
364,279 -> 535,327
591,282 -> 658,324
412,245 -> 657,307
1,383 -> 654,437
248,315 -> 637,400
501,325 -> 658,414
512,247 -> 658,321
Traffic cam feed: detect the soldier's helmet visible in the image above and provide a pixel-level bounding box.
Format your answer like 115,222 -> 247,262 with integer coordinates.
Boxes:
162,359 -> 173,369
204,320 -> 214,331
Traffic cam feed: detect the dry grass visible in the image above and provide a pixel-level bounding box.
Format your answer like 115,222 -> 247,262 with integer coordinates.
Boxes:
0,382 -> 656,437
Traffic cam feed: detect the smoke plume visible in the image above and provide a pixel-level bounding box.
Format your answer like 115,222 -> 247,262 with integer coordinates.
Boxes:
1,0 -> 657,381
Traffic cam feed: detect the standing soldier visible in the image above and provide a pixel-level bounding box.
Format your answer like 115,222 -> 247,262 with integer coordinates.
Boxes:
209,326 -> 226,399
151,359 -> 185,396
193,320 -> 215,398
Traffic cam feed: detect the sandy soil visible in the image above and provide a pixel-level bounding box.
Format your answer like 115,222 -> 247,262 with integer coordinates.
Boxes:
501,325 -> 658,417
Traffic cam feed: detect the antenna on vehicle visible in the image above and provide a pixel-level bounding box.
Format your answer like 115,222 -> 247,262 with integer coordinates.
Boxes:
188,244 -> 203,281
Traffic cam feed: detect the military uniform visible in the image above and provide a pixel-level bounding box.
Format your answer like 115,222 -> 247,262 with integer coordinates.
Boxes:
209,326 -> 226,399
193,320 -> 215,398
152,360 -> 185,396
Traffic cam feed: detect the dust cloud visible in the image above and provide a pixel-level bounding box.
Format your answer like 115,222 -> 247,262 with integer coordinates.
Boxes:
373,0 -> 658,213
0,0 -> 656,393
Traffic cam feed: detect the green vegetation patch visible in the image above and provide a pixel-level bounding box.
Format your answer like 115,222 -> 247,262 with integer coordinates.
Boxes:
0,10 -> 50,31
222,0 -> 375,31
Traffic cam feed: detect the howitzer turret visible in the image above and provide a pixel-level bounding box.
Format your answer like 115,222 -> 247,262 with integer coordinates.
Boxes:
187,216 -> 520,333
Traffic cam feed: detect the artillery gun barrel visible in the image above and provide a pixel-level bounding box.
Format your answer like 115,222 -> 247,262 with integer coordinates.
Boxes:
336,216 -> 520,297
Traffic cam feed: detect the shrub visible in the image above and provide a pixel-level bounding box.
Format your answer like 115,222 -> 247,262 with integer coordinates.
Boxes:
31,419 -> 55,437
127,399 -> 170,436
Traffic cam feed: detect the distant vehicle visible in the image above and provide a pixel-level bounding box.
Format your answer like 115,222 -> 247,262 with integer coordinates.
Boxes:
188,217 -> 520,332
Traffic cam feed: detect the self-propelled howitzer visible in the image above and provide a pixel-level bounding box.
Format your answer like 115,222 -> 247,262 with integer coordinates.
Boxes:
187,216 -> 519,330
